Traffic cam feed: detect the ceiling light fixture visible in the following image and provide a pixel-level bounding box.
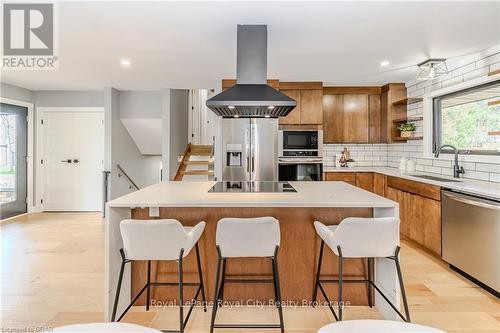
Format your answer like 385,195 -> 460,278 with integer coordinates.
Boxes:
416,58 -> 448,80
120,59 -> 131,67
380,60 -> 390,67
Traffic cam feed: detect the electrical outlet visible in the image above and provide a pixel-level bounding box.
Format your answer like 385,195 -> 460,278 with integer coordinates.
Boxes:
149,206 -> 160,217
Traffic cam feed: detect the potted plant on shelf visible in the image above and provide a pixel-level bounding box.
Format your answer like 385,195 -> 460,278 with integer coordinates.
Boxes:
398,122 -> 416,138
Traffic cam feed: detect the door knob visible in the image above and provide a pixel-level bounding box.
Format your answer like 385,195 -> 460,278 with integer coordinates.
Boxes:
61,159 -> 72,163
73,159 -> 80,163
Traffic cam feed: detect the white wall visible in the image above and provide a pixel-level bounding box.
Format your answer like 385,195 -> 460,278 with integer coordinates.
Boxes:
105,88 -> 161,200
324,44 -> 500,183
168,89 -> 189,180
1,83 -> 34,102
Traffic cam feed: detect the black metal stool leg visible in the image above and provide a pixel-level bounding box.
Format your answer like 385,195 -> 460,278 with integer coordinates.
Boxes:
146,260 -> 151,311
111,249 -> 126,322
337,246 -> 343,321
210,247 -> 223,333
272,246 -> 285,333
367,257 -> 373,308
312,240 -> 324,305
218,259 -> 226,307
394,246 -> 411,322
178,248 -> 185,333
195,243 -> 207,312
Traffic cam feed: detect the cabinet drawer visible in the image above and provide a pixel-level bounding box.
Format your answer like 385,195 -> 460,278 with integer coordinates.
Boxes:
324,172 -> 356,184
386,176 -> 441,201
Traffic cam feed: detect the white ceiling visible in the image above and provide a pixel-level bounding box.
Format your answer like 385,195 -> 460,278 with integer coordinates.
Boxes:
2,1 -> 499,91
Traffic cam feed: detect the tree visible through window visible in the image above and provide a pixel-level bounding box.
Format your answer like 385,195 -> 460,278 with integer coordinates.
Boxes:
434,80 -> 500,155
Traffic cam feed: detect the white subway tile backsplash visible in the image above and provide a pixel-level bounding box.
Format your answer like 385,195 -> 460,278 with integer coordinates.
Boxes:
417,158 -> 433,166
463,66 -> 489,81
433,159 -> 452,168
489,173 -> 500,183
451,63 -> 475,77
424,165 -> 442,174
476,163 -> 500,173
463,170 -> 490,182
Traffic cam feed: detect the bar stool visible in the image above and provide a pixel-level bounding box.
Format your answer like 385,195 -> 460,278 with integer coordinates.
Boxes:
112,219 -> 207,333
317,320 -> 445,333
312,218 -> 410,322
210,217 -> 285,333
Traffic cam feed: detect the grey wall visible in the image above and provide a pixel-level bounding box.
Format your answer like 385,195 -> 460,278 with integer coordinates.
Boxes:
105,88 -> 161,200
168,89 -> 189,180
119,91 -> 162,119
1,83 -> 34,102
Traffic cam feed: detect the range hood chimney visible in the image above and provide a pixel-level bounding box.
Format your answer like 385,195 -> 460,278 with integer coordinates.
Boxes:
206,25 -> 297,117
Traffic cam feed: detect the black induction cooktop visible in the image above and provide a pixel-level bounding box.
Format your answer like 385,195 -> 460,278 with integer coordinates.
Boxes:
209,181 -> 297,193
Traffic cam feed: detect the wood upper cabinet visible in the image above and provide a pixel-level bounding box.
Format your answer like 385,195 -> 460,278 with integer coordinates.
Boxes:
300,90 -> 323,124
323,94 -> 344,142
323,93 -> 372,143
279,88 -> 323,125
279,90 -> 301,125
344,94 -> 369,143
369,95 -> 384,143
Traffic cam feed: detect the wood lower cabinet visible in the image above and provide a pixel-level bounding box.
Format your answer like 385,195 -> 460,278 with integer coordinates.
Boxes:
326,172 -> 442,256
324,172 -> 356,185
355,172 -> 374,192
385,176 -> 441,256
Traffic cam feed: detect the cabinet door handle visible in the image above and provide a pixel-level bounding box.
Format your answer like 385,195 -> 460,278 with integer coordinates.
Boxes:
61,159 -> 72,163
73,159 -> 80,164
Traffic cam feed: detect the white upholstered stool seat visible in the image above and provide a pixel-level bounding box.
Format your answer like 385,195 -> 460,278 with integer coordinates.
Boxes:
210,217 -> 284,333
313,218 -> 410,323
54,322 -> 162,332
317,320 -> 445,333
112,219 -> 207,333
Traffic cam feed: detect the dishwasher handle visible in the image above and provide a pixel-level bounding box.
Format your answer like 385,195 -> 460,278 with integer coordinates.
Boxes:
443,192 -> 500,210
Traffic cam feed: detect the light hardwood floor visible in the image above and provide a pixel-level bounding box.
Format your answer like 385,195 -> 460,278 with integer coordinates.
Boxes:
1,212 -> 499,332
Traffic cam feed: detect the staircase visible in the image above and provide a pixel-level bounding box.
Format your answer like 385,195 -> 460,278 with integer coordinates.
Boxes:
174,144 -> 215,181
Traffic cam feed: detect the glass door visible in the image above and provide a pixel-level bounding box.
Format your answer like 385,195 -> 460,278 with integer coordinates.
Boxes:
0,103 -> 27,219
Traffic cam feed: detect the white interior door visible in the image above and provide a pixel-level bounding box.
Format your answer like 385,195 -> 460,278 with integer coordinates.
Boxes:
42,111 -> 104,211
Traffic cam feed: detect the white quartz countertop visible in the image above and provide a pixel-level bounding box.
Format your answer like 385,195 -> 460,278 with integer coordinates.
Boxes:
324,167 -> 500,200
106,181 -> 397,208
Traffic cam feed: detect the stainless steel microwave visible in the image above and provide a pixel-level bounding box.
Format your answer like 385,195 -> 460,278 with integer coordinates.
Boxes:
278,130 -> 323,157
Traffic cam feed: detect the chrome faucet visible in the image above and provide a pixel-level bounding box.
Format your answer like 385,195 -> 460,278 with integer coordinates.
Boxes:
434,144 -> 465,178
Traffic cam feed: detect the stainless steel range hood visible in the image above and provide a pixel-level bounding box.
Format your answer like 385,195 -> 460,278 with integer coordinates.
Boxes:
206,25 -> 297,118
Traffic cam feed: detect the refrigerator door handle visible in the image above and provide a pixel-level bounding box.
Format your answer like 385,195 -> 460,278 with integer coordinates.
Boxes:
252,156 -> 255,172
247,156 -> 250,173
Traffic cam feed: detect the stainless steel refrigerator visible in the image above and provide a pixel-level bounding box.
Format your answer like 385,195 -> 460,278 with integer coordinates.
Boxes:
222,118 -> 278,181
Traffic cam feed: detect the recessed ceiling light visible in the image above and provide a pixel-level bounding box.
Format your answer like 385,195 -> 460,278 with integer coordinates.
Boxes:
380,60 -> 390,67
120,59 -> 131,67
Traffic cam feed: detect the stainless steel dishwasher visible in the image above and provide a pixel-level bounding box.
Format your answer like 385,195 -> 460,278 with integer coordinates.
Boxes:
442,190 -> 499,297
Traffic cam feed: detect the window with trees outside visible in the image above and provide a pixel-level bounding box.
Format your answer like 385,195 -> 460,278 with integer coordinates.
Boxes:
433,80 -> 500,155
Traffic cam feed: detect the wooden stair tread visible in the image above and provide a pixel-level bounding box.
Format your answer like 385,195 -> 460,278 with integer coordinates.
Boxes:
179,170 -> 214,176
183,160 -> 214,165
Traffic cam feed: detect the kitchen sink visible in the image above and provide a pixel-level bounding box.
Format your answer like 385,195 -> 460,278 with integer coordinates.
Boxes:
410,174 -> 461,183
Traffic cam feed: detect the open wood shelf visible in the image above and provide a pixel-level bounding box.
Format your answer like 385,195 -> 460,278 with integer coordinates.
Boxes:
393,136 -> 423,141
392,116 -> 424,123
393,98 -> 423,106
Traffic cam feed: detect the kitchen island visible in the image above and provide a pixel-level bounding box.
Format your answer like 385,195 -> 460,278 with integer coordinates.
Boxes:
105,181 -> 400,321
